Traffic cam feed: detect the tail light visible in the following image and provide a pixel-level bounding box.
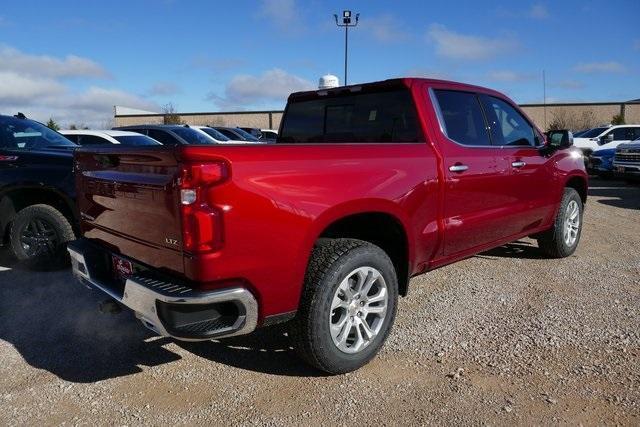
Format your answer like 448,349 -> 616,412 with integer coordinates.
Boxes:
179,162 -> 228,254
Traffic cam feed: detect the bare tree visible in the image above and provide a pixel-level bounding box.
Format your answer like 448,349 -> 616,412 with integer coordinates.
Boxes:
547,109 -> 600,132
162,102 -> 183,125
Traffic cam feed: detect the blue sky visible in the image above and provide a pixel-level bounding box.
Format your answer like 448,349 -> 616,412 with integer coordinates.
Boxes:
0,0 -> 638,126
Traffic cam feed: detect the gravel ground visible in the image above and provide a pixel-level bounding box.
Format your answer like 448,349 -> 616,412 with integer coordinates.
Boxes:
1,178 -> 638,425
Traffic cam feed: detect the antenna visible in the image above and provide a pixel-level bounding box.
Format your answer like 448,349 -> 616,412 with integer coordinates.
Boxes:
543,69 -> 547,130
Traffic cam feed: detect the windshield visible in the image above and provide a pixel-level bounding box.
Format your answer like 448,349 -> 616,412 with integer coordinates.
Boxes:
200,127 -> 230,141
113,135 -> 162,146
172,127 -> 215,144
580,127 -> 609,138
0,116 -> 76,150
233,127 -> 260,141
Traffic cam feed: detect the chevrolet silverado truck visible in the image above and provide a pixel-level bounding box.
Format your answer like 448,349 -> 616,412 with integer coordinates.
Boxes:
68,78 -> 587,373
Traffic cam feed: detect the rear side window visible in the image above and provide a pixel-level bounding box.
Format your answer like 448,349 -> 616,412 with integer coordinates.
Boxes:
113,135 -> 161,146
433,90 -> 491,146
279,89 -> 420,143
480,95 -> 536,147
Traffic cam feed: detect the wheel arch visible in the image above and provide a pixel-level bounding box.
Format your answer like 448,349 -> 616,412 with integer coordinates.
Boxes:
307,201 -> 413,297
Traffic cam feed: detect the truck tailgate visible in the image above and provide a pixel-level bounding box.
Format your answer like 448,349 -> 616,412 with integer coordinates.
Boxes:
74,147 -> 184,275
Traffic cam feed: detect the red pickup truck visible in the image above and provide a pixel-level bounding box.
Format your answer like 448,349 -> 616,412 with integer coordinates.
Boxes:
68,78 -> 587,373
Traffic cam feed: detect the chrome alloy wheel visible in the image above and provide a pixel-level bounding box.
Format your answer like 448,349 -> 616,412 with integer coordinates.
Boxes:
329,266 -> 388,354
564,200 -> 580,247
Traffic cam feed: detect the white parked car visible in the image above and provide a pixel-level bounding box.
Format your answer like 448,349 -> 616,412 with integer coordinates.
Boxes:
573,125 -> 640,155
60,130 -> 161,146
191,126 -> 250,144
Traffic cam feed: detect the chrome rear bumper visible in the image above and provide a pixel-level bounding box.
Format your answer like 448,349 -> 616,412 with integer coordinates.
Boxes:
67,240 -> 258,341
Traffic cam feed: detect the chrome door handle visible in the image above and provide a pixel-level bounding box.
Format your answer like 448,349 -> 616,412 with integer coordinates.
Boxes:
511,161 -> 526,168
449,164 -> 469,173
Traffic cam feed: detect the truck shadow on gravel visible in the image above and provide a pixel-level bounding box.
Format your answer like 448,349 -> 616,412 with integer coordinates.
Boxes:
477,240 -> 547,260
177,327 -> 324,377
588,178 -> 640,210
0,249 -> 181,383
0,249 -> 320,381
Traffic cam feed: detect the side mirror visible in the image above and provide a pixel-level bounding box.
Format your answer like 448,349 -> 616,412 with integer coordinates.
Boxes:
604,133 -> 615,143
547,130 -> 574,149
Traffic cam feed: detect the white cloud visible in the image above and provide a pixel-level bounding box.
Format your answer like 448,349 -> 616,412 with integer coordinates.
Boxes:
360,15 -> 409,43
529,3 -> 549,19
574,61 -> 626,73
209,68 -> 314,109
259,0 -> 301,32
427,24 -> 518,60
487,70 -> 535,82
147,81 -> 181,96
0,44 -> 109,78
0,45 -> 155,127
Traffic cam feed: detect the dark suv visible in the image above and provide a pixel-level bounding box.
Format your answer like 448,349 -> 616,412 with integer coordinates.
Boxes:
113,125 -> 215,145
0,114 -> 78,268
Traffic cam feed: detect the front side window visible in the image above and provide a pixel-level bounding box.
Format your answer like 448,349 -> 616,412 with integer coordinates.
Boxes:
0,116 -> 76,150
200,127 -> 230,141
147,129 -> 179,146
279,89 -> 420,143
172,127 -> 215,144
481,95 -> 536,147
78,135 -> 110,146
113,135 -> 161,146
433,89 -> 491,146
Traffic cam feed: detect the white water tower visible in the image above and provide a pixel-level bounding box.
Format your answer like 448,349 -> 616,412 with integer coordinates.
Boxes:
319,74 -> 340,89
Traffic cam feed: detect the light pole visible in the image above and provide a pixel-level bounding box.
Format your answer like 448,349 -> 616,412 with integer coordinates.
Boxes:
334,10 -> 359,86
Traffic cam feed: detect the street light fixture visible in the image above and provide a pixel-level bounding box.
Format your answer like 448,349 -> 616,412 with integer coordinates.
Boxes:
334,10 -> 359,86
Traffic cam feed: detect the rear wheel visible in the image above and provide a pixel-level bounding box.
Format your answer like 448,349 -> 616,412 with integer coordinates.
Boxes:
537,188 -> 583,258
9,204 -> 75,269
290,238 -> 398,374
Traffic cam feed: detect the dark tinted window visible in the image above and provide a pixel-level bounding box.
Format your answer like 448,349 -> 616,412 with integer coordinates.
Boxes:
481,95 -> 536,147
200,127 -> 230,141
113,135 -> 161,146
279,89 -> 420,143
215,128 -> 239,140
604,127 -> 638,141
172,127 -> 214,144
232,128 -> 260,141
147,129 -> 179,145
64,134 -> 79,144
433,90 -> 490,146
0,116 -> 76,150
78,135 -> 110,145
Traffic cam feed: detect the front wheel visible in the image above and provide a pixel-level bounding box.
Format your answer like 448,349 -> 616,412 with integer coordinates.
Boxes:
290,238 -> 398,374
537,188 -> 583,258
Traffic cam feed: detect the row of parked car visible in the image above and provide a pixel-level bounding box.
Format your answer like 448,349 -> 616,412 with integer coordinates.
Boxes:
571,124 -> 640,182
60,125 -> 278,147
0,113 -> 277,269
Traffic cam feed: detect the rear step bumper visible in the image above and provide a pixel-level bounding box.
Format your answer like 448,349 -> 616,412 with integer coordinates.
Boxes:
67,239 -> 258,341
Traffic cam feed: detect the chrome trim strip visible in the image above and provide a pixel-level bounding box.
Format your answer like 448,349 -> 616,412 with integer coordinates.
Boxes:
68,246 -> 258,341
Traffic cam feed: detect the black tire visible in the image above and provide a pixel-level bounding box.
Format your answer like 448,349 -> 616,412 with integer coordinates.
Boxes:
9,204 -> 75,269
537,188 -> 583,258
290,238 -> 399,374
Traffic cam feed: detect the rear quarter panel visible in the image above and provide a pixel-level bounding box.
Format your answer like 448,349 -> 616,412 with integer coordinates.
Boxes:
180,144 -> 439,317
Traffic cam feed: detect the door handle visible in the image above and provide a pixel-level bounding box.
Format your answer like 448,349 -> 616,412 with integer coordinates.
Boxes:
449,164 -> 469,173
511,161 -> 526,168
